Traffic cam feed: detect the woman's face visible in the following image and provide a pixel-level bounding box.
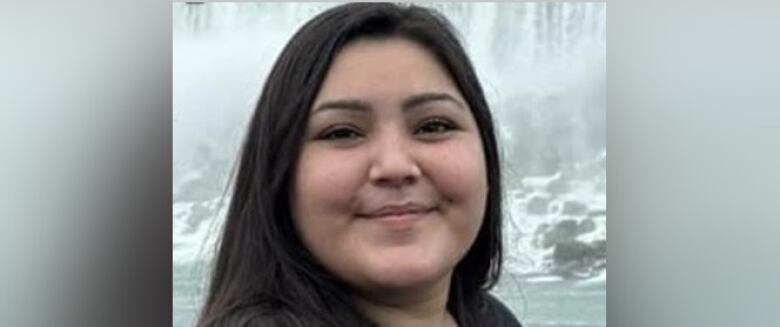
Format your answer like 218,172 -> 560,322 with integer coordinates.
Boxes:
292,38 -> 488,294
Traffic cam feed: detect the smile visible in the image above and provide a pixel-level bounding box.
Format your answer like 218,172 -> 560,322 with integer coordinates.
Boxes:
360,203 -> 436,217
357,203 -> 437,229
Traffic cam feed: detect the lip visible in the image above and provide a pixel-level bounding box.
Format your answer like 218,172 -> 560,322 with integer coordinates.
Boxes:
360,203 -> 435,218
357,203 -> 436,230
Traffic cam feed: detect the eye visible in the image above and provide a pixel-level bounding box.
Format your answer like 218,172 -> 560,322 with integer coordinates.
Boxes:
415,118 -> 457,135
317,126 -> 363,141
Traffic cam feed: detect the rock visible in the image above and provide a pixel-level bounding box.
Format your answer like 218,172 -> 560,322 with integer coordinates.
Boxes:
176,179 -> 213,203
541,219 -> 578,248
533,223 -> 549,247
547,176 -> 569,194
546,238 -> 607,279
553,240 -> 595,264
561,200 -> 588,216
185,201 -> 215,234
591,239 -> 606,256
535,223 -> 549,235
587,208 -> 606,218
577,218 -> 596,234
521,172 -> 561,191
526,194 -> 551,215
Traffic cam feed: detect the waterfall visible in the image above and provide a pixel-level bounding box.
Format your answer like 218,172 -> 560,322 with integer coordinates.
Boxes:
173,4 -> 606,326
174,1 -> 605,277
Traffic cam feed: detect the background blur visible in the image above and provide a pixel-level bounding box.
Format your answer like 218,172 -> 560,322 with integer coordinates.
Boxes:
2,0 -> 779,326
173,3 -> 605,327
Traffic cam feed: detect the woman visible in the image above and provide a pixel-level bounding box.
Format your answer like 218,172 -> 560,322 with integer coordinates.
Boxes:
198,3 -> 521,326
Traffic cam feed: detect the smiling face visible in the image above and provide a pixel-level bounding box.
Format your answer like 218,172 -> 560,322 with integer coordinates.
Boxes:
292,38 -> 488,295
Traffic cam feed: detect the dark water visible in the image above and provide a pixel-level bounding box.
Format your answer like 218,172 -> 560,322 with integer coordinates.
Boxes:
174,263 -> 605,327
495,274 -> 606,327
173,263 -> 205,327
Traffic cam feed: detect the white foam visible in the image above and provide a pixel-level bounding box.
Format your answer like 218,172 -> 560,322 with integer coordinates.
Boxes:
172,197 -> 227,264
524,275 -> 565,283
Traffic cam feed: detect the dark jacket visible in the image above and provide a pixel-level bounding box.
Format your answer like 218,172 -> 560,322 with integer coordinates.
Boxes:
482,294 -> 523,327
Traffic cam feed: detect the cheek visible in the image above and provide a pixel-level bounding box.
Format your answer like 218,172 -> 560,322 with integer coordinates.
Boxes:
293,147 -> 364,228
425,138 -> 488,208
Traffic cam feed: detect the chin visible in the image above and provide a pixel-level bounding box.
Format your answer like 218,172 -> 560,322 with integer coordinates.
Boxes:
363,259 -> 451,290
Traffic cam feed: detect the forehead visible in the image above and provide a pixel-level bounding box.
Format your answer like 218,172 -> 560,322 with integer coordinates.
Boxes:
314,37 -> 461,106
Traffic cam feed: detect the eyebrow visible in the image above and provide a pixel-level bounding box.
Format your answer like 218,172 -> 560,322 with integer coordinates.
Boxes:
312,92 -> 465,114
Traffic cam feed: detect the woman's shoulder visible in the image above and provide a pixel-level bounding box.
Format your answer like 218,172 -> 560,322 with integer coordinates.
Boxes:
482,293 -> 522,327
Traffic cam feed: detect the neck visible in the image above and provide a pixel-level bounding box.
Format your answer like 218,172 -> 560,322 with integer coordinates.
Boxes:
353,273 -> 457,327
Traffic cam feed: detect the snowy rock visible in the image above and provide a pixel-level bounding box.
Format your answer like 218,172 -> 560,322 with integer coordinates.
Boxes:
521,172 -> 562,192
526,194 -> 552,215
541,219 -> 578,248
550,239 -> 607,278
577,218 -> 596,234
547,176 -> 569,194
553,240 -> 594,264
561,200 -> 588,216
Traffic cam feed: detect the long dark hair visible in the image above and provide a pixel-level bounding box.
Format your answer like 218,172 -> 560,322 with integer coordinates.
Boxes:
198,3 -> 504,326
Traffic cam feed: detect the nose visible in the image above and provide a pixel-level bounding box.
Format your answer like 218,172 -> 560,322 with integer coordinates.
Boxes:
368,129 -> 421,188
